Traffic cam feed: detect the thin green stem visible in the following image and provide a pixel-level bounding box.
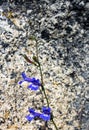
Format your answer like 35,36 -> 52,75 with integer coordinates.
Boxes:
51,118 -> 59,130
35,39 -> 49,107
35,39 -> 58,130
39,65 -> 49,107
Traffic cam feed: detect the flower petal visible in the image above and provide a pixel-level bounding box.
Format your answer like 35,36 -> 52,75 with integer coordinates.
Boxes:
26,114 -> 34,121
28,108 -> 41,118
28,84 -> 39,91
25,77 -> 32,82
18,80 -> 24,85
21,72 -> 27,79
29,108 -> 35,114
28,78 -> 41,86
40,114 -> 50,121
21,72 -> 32,82
42,106 -> 51,115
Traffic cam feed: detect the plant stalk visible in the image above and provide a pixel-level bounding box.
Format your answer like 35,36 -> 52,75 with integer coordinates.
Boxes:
35,39 -> 58,130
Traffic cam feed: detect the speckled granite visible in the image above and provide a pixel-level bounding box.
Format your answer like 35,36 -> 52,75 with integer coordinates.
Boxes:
0,0 -> 89,130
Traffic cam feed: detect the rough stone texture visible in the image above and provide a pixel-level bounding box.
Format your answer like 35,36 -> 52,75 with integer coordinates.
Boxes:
0,0 -> 89,130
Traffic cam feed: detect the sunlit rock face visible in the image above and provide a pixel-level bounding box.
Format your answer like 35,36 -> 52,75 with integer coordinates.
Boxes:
0,0 -> 89,130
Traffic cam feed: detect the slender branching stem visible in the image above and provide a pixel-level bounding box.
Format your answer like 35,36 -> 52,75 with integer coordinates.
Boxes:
39,64 -> 49,107
51,118 -> 59,130
35,39 -> 49,107
35,39 -> 58,130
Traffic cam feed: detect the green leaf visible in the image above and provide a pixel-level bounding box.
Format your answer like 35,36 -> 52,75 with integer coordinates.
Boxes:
33,56 -> 39,64
20,54 -> 37,66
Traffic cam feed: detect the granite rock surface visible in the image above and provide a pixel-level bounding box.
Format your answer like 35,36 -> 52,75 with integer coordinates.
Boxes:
0,0 -> 89,130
